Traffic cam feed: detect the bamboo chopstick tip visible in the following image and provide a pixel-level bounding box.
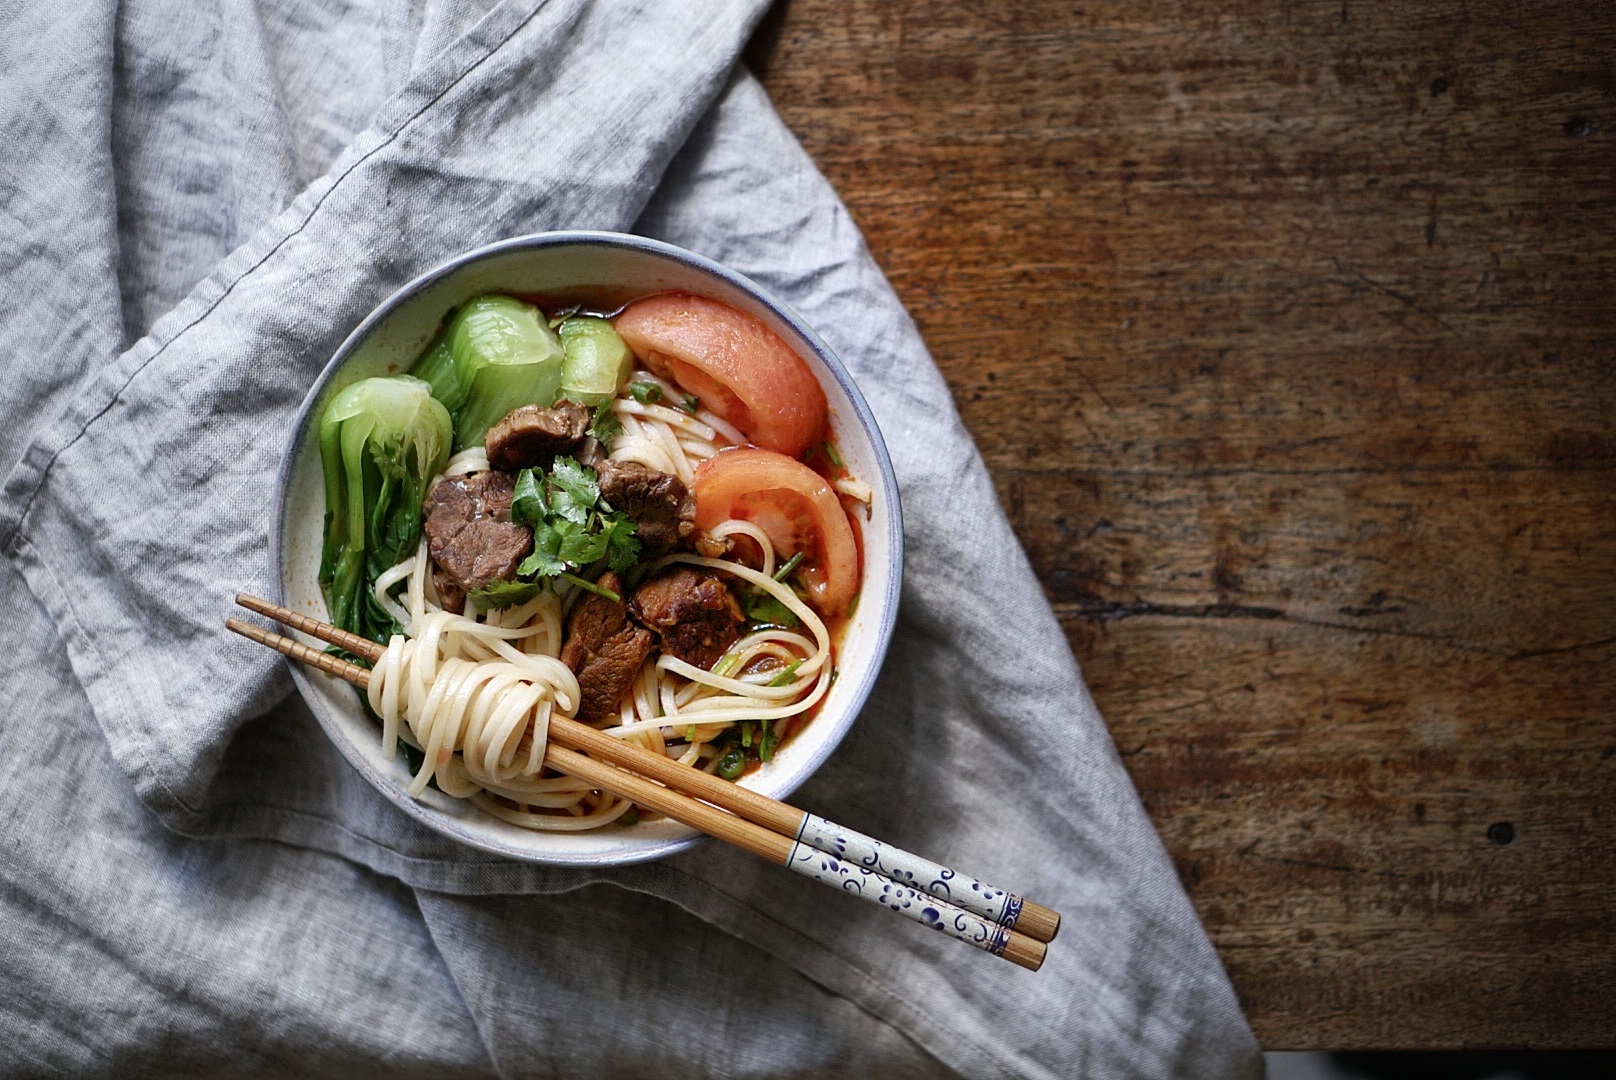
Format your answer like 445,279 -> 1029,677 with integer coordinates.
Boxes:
1001,932 -> 1047,973
225,616 -> 262,639
1014,901 -> 1062,945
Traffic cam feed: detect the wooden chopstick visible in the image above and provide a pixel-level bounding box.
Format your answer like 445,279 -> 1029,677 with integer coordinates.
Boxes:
235,593 -> 1063,947
227,615 -> 1045,971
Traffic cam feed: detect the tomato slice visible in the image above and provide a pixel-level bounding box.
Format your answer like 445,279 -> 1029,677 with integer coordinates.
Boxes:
693,447 -> 860,617
614,293 -> 827,457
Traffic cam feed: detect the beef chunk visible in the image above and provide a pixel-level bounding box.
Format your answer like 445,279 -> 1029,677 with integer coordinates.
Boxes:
484,400 -> 592,471
630,567 -> 745,671
560,572 -> 653,724
597,459 -> 696,555
431,567 -> 467,614
424,471 -> 532,595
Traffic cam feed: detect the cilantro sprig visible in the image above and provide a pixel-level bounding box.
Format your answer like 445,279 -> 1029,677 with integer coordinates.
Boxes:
468,456 -> 640,609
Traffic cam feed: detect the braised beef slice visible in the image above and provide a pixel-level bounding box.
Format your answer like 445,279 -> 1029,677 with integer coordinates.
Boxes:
424,471 -> 532,594
629,567 -> 744,671
559,571 -> 653,724
484,400 -> 592,471
432,567 -> 467,614
596,459 -> 696,555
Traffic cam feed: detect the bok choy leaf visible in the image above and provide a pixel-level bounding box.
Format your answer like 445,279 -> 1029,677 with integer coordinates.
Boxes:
413,295 -> 565,451
318,374 -> 452,643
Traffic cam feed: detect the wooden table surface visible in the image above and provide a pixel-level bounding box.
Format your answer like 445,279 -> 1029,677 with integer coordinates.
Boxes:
752,0 -> 1616,1051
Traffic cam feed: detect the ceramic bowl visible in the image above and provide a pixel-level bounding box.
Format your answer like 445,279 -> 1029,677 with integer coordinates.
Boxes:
274,231 -> 902,866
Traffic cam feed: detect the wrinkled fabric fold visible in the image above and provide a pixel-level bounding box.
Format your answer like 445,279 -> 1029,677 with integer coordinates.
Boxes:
0,1 -> 1261,1076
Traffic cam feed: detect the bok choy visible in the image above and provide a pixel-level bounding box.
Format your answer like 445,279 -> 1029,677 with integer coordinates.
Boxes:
318,375 -> 452,643
410,295 -> 565,451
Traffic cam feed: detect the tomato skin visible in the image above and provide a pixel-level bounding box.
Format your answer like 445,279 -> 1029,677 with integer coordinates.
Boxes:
614,293 -> 827,457
693,447 -> 860,616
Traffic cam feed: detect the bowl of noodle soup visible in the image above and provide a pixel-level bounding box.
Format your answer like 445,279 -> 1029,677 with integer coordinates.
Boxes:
274,232 -> 902,866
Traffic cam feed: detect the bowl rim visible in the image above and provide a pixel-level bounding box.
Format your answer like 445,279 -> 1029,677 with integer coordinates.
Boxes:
271,229 -> 904,867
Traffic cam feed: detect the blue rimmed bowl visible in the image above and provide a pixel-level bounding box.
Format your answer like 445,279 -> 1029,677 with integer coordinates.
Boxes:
274,231 -> 903,867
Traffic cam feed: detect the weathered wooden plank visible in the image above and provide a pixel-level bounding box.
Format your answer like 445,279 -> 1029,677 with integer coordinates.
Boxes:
755,0 -> 1616,1049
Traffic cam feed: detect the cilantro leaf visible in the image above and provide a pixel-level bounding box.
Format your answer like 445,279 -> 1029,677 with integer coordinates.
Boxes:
745,588 -> 800,629
469,578 -> 546,610
510,468 -> 548,527
507,455 -> 644,585
602,516 -> 642,573
548,456 -> 599,523
589,401 -> 623,444
518,523 -> 567,577
555,518 -> 609,565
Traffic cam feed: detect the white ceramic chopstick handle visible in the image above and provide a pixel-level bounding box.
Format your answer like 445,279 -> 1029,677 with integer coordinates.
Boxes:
784,837 -> 1042,968
795,813 -> 1026,929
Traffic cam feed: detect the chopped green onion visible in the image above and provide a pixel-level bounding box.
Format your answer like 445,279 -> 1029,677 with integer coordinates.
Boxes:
627,379 -> 663,404
823,441 -> 843,468
773,551 -> 804,581
716,749 -> 746,780
766,659 -> 803,687
619,807 -> 640,826
758,720 -> 779,762
846,591 -> 860,617
740,721 -> 753,748
681,392 -> 700,414
711,653 -> 742,678
684,725 -> 698,742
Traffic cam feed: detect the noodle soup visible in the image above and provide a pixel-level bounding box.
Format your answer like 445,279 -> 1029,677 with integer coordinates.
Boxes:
276,233 -> 900,865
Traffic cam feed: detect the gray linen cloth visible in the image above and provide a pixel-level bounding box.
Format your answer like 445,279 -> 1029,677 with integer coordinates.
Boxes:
0,0 -> 1262,1076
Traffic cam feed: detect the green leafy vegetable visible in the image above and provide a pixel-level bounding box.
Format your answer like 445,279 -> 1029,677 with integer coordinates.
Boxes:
468,578 -> 546,611
758,720 -> 780,762
712,715 -> 782,778
744,590 -> 799,629
601,516 -> 641,574
557,316 -> 634,405
410,295 -> 565,451
548,456 -> 599,522
589,400 -> 623,445
407,335 -> 471,413
737,553 -> 807,627
318,375 -> 452,643
508,455 -> 642,587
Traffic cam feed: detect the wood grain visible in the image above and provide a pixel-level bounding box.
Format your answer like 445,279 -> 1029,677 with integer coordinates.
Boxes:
752,0 -> 1616,1050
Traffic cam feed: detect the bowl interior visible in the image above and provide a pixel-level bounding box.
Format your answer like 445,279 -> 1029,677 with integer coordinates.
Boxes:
275,232 -> 902,866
